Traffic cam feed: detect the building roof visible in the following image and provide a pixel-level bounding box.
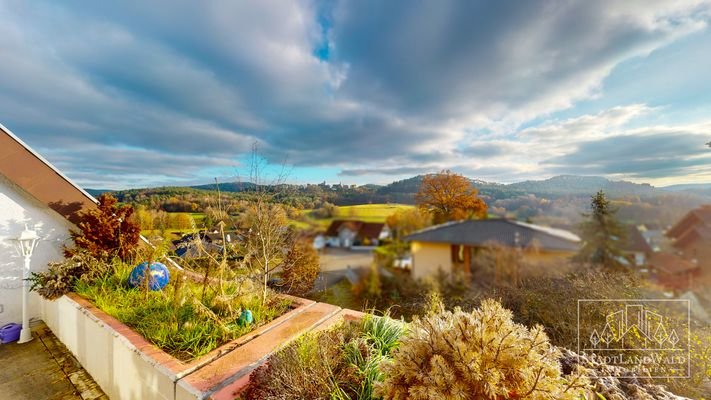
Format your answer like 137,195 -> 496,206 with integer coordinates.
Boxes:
356,222 -> 385,240
405,219 -> 581,252
0,123 -> 97,223
621,225 -> 653,253
675,225 -> 711,248
667,205 -> 711,239
325,220 -> 350,236
325,220 -> 385,240
648,252 -> 699,275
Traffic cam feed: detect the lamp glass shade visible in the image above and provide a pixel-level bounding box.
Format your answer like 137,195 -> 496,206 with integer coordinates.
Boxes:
17,228 -> 39,257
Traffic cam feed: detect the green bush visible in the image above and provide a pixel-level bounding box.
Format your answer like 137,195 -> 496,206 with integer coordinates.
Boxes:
29,251 -> 108,300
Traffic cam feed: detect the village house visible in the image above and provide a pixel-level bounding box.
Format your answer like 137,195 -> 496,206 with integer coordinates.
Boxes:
320,219 -> 390,249
405,219 -> 580,280
651,205 -> 711,291
647,252 -> 700,291
619,225 -> 654,268
0,123 -> 97,328
666,205 -> 711,273
637,223 -> 668,252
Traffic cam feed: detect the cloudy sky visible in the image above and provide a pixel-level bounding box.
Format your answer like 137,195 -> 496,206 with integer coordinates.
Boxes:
1,1 -> 711,189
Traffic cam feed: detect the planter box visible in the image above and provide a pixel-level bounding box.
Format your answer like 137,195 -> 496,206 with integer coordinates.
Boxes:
41,293 -> 357,400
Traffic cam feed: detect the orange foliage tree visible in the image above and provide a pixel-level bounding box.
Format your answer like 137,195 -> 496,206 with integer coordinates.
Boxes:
65,194 -> 141,261
386,208 -> 432,241
280,239 -> 320,296
415,170 -> 488,224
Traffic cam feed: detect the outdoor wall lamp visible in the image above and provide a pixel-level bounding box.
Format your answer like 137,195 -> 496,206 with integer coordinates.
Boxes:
14,225 -> 39,343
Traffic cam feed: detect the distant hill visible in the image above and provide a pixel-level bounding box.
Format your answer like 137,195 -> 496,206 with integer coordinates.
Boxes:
376,176 -> 424,195
85,174 -> 709,228
87,174 -> 710,203
503,175 -> 658,198
190,181 -> 258,192
86,188 -> 112,197
661,183 -> 711,193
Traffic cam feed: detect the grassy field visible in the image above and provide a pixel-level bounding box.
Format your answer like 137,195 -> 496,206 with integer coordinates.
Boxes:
146,204 -> 413,235
296,203 -> 414,230
190,212 -> 206,226
329,204 -> 414,222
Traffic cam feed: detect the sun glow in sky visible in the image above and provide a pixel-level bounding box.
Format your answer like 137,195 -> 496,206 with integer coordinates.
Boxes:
1,1 -> 711,189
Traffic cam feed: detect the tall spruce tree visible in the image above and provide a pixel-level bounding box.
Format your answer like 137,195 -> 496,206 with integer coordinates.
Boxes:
575,190 -> 626,271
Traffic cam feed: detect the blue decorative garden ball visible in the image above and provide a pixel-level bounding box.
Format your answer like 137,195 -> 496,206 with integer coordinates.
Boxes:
128,262 -> 170,291
237,309 -> 254,327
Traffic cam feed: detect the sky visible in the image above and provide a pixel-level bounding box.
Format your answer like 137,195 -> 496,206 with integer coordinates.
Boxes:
1,1 -> 711,189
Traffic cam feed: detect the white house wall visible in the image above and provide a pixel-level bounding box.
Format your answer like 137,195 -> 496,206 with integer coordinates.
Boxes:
0,174 -> 74,326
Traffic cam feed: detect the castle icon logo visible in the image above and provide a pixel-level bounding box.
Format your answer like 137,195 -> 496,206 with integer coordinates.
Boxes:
578,299 -> 689,378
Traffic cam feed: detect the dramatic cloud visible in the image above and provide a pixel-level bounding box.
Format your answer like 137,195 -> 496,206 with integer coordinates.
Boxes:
0,1 -> 710,187
542,128 -> 711,181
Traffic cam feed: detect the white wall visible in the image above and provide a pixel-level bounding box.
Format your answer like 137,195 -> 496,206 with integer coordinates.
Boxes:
43,296 -> 176,400
411,241 -> 451,280
0,174 -> 74,326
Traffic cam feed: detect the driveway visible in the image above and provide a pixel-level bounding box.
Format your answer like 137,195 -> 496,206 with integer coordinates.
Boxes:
313,248 -> 374,291
319,247 -> 374,272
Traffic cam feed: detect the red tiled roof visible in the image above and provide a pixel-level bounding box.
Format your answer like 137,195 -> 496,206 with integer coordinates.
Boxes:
675,225 -> 711,248
325,220 -> 347,236
667,205 -> 711,239
648,252 -> 699,275
356,222 -> 385,240
325,220 -> 384,240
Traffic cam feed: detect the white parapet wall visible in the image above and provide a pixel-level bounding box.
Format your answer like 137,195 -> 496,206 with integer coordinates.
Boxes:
39,292 -> 340,400
42,295 -> 177,400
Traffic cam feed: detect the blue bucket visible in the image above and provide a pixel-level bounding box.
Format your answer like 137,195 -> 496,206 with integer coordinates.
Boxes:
0,323 -> 22,344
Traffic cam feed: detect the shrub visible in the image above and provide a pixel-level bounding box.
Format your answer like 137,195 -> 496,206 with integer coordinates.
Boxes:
492,270 -> 641,349
66,194 -> 140,261
376,299 -> 590,400
29,252 -> 108,300
312,202 -> 338,219
280,239 -> 320,296
242,321 -> 362,400
243,315 -> 405,400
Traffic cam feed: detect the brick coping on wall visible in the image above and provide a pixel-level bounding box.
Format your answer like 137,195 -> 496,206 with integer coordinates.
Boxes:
61,292 -> 364,399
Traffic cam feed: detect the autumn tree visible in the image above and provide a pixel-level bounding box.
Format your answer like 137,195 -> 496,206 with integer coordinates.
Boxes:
170,213 -> 193,230
415,170 -> 488,224
386,208 -> 432,241
132,205 -> 154,231
66,194 -> 141,261
575,190 -> 626,271
280,239 -> 320,296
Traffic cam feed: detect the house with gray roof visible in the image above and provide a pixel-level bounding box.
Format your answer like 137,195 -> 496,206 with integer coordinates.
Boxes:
405,219 -> 580,280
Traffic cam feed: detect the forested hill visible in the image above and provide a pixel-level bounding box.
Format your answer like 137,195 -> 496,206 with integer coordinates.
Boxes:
375,174 -> 661,200
87,174 -> 709,227
89,174 -> 707,203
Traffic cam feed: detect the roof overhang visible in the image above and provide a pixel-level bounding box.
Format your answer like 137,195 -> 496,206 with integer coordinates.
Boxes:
0,122 -> 98,224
